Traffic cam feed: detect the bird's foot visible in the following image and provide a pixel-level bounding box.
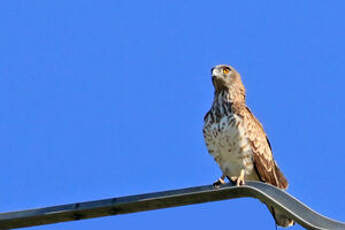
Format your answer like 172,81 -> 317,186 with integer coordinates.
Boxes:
232,169 -> 246,186
213,175 -> 226,188
236,177 -> 245,186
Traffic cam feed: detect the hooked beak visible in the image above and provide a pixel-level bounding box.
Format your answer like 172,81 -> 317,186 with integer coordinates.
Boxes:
211,68 -> 228,91
211,68 -> 218,80
211,68 -> 222,82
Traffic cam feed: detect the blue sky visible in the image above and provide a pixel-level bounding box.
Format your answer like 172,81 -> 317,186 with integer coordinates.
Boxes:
1,1 -> 345,229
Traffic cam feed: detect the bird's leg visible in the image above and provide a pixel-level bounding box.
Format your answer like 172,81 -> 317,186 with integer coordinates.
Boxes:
230,169 -> 245,186
236,169 -> 245,186
213,174 -> 226,188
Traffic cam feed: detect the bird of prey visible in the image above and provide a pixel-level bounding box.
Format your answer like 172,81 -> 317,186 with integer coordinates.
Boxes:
203,64 -> 294,227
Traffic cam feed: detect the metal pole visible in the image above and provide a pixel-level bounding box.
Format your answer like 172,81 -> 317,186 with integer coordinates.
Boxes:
0,181 -> 344,230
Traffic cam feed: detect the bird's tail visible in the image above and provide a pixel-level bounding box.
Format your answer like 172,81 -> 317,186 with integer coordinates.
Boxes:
266,204 -> 294,228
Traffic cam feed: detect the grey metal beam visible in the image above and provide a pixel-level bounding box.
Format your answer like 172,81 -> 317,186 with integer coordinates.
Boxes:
0,181 -> 344,230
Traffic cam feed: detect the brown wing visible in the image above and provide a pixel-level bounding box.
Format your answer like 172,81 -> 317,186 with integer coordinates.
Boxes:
243,107 -> 288,189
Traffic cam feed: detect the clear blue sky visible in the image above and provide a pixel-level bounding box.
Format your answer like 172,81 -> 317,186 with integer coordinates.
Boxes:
1,1 -> 344,229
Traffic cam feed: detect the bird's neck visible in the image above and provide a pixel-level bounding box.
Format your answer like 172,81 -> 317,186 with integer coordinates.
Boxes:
213,88 -> 245,108
205,89 -> 245,123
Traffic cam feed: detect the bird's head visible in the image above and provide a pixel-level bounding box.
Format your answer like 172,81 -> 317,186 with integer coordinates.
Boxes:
211,64 -> 246,101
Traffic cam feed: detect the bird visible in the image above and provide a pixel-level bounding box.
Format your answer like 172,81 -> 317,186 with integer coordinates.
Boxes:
203,64 -> 294,228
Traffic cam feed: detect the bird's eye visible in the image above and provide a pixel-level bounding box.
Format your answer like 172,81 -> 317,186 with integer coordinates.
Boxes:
223,68 -> 231,74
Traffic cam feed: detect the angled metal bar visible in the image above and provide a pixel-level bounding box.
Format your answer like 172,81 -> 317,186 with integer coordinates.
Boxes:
0,181 -> 344,230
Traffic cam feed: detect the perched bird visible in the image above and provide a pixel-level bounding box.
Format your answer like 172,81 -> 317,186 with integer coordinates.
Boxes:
203,64 -> 294,228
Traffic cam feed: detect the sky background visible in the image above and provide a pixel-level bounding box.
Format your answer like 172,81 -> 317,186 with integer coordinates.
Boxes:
1,1 -> 345,229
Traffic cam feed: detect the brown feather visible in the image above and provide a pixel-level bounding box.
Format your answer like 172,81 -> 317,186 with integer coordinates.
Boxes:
244,107 -> 288,189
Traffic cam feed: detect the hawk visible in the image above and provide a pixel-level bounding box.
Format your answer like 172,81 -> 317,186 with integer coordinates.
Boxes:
203,64 -> 294,227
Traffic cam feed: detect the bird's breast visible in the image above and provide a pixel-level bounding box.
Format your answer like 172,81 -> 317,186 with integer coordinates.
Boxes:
203,113 -> 255,178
